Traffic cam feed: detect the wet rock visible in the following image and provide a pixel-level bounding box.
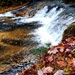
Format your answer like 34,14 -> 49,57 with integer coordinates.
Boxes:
1,57 -> 38,75
29,9 -> 36,18
47,4 -> 56,13
0,46 -> 8,51
2,39 -> 37,46
46,2 -> 66,13
0,64 -> 11,74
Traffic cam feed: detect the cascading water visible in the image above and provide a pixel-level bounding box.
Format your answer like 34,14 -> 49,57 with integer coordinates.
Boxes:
13,3 -> 75,46
0,2 -> 75,46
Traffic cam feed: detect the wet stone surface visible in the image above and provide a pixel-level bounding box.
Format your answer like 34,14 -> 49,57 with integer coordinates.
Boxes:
0,20 -> 40,74
0,57 -> 38,75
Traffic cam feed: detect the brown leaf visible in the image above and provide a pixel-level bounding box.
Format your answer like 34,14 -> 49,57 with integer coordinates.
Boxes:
67,58 -> 73,67
68,54 -> 73,58
57,60 -> 67,67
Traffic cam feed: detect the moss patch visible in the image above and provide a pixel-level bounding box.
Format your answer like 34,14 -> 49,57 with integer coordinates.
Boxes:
32,47 -> 48,55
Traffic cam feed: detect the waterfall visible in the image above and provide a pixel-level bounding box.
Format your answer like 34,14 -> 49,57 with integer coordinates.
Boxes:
0,2 -> 75,46
18,5 -> 75,46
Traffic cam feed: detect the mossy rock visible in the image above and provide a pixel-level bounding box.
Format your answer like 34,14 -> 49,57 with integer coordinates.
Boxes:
62,23 -> 75,39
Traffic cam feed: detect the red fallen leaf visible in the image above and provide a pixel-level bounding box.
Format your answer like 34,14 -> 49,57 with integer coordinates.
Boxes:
22,66 -> 37,75
48,55 -> 54,62
57,60 -> 67,67
66,38 -> 73,43
58,43 -> 64,46
63,43 -> 68,48
42,66 -> 54,74
69,67 -> 75,75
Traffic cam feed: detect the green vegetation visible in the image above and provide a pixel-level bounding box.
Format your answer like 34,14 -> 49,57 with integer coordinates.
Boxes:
45,43 -> 51,48
72,52 -> 75,58
32,47 -> 48,55
64,67 -> 72,75
32,43 -> 51,55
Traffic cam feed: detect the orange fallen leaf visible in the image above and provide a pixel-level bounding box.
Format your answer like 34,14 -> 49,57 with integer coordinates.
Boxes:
57,60 -> 67,67
68,54 -> 73,58
67,58 -> 73,67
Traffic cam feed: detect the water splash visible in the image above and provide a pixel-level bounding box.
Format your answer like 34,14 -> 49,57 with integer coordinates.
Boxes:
0,4 -> 75,46
0,11 -> 15,17
18,5 -> 75,46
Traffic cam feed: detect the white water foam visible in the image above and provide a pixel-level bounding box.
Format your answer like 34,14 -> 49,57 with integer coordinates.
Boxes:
0,5 -> 75,46
18,6 -> 75,46
0,11 -> 15,17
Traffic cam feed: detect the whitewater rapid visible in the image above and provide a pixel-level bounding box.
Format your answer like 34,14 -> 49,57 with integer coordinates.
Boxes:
0,3 -> 75,46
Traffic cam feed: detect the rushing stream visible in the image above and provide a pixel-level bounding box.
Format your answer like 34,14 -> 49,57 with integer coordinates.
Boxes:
0,0 -> 75,75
